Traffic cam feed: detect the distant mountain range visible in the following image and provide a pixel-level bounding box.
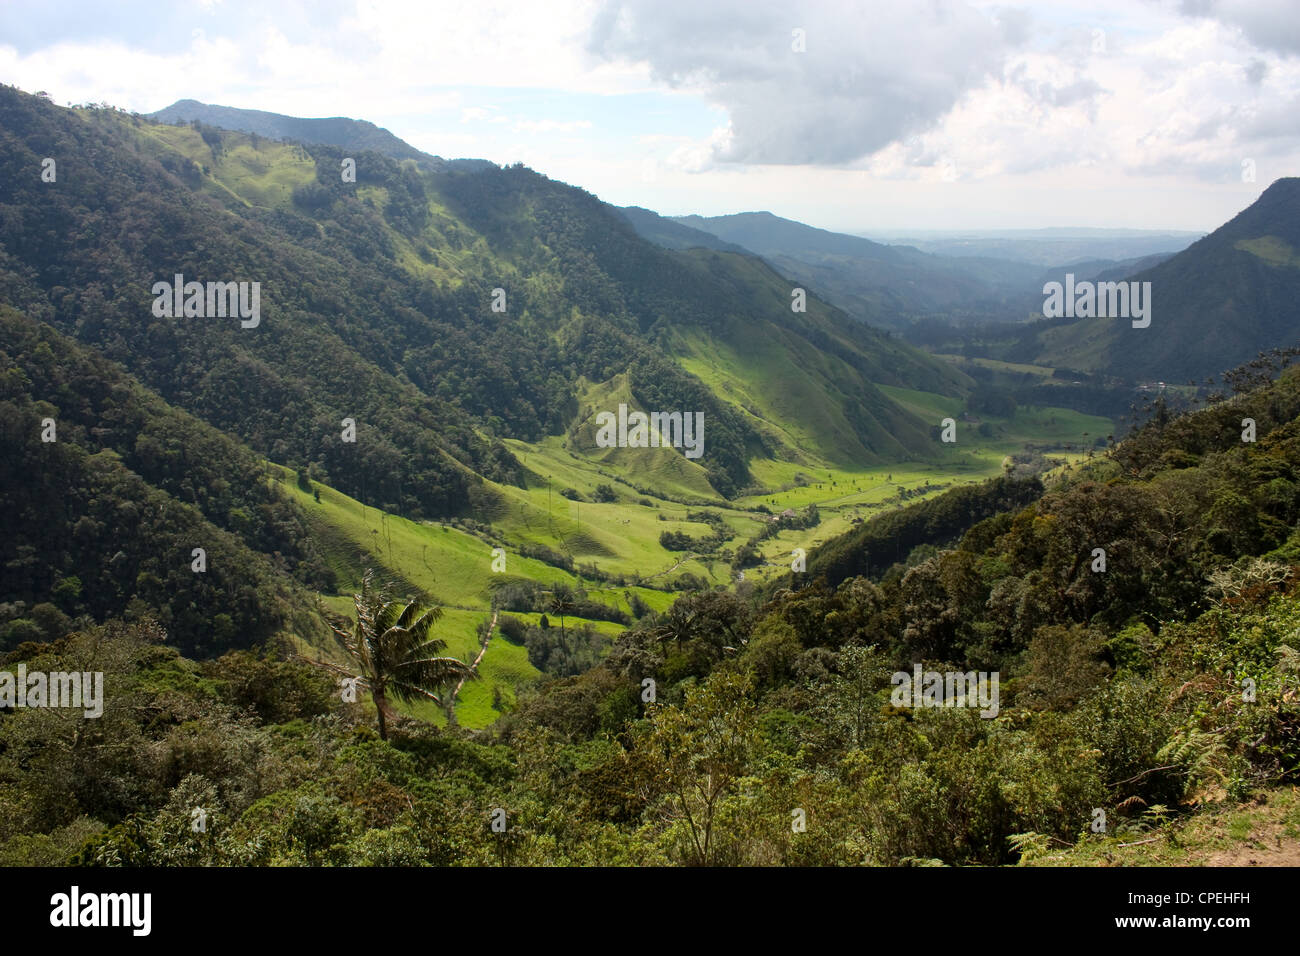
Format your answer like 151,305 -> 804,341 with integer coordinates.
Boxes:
615,194 -> 1300,386
152,100 -> 1204,338
613,206 -> 749,255
862,228 -> 1203,266
613,208 -> 1195,332
614,207 -> 1036,329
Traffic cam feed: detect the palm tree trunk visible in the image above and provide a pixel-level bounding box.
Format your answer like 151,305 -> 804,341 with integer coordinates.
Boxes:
374,688 -> 389,740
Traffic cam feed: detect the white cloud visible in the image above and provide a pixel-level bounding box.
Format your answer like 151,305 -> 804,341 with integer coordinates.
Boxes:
1,0 -> 1297,229
588,0 -> 1012,165
587,0 -> 1300,191
1178,0 -> 1300,56
512,118 -> 593,133
460,106 -> 507,123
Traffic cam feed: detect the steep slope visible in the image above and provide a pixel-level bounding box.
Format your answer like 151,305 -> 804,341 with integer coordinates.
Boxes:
0,307 -> 332,657
0,87 -> 970,508
149,98 -> 489,172
1033,178 -> 1300,382
0,88 -> 521,520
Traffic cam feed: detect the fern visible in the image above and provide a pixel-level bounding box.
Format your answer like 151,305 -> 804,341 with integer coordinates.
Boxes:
1157,729 -> 1227,785
1008,831 -> 1052,863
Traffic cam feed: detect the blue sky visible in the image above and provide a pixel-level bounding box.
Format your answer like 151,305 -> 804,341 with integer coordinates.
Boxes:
2,0 -> 1297,232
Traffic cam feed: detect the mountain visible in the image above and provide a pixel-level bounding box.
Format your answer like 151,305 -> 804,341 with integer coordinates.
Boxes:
8,91 -> 1300,874
1090,253 -> 1174,283
1043,252 -> 1176,285
633,209 -> 1196,337
0,87 -> 987,661
665,211 -> 1045,328
613,206 -> 748,254
675,210 -> 903,261
150,98 -> 431,163
866,228 -> 1201,266
34,91 -> 966,496
147,98 -> 498,172
1028,178 -> 1300,382
0,306 -> 332,656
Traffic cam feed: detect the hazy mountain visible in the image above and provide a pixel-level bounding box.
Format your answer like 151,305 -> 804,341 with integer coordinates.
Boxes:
613,206 -> 749,254
864,228 -> 1202,266
675,211 -> 903,261
667,211 -> 1046,328
1030,178 -> 1300,382
1042,253 -> 1177,285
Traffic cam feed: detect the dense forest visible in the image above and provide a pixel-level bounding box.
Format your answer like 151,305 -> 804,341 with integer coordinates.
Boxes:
0,308 -> 333,656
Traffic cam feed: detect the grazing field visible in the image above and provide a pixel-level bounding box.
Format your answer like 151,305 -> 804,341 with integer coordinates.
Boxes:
265,379 -> 1114,727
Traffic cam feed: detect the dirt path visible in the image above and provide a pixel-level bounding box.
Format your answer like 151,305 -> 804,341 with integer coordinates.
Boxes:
644,552 -> 698,581
447,608 -> 497,723
1202,791 -> 1300,866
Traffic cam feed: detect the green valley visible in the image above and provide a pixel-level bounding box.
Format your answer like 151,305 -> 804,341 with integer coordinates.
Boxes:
1,69 -> 1296,883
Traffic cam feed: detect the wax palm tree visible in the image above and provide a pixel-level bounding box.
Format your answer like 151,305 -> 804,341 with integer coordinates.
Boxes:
332,570 -> 474,740
649,602 -> 697,652
544,588 -> 576,651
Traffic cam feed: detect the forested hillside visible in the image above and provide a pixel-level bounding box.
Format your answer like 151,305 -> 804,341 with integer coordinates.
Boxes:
0,86 -> 970,506
1029,178 -> 1300,382
0,307 -> 333,657
149,99 -> 443,167
2,83 -> 1296,871
0,85 -> 1005,730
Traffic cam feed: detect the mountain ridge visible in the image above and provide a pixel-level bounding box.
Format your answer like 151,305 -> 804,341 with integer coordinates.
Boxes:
1031,177 -> 1300,382
0,86 -> 973,513
148,98 -> 497,173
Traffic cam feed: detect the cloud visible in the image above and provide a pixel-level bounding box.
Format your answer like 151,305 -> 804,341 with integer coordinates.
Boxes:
1178,0 -> 1300,56
461,106 -> 508,123
512,118 -> 593,133
2,0 -> 1297,229
587,0 -> 1014,165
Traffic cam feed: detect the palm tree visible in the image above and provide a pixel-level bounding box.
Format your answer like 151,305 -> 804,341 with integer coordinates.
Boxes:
332,570 -> 474,740
544,588 -> 576,650
649,603 -> 696,652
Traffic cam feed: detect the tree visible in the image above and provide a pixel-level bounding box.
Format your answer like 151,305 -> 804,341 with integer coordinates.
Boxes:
635,670 -> 759,865
825,644 -> 887,749
331,570 -> 474,739
649,603 -> 696,653
545,588 -> 576,651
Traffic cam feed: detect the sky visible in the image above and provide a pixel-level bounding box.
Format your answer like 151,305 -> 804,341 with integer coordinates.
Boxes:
1,0 -> 1297,233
